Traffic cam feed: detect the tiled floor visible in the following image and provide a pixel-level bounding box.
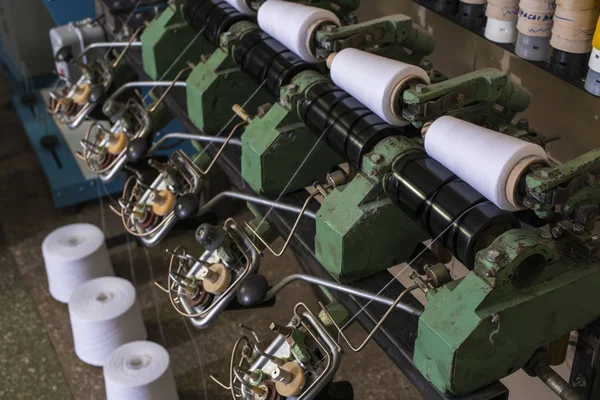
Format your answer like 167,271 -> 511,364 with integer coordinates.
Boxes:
0,101 -> 423,400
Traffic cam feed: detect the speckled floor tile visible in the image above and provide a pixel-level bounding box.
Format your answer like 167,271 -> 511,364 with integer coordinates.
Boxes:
0,287 -> 72,400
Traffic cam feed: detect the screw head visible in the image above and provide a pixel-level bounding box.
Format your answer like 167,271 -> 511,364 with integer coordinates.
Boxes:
587,174 -> 596,186
486,249 -> 502,262
415,84 -> 427,93
541,232 -> 553,241
573,223 -> 585,234
370,154 -> 382,163
551,226 -> 563,239
517,118 -> 529,129
592,235 -> 600,243
285,84 -> 298,94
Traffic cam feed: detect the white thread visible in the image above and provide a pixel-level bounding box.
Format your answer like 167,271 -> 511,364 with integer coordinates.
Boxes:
104,341 -> 179,400
69,277 -> 147,366
43,223 -> 114,303
424,116 -> 547,211
258,0 -> 340,62
330,48 -> 430,126
224,0 -> 256,15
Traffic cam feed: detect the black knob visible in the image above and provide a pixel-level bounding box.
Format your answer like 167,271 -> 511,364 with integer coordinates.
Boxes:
126,138 -> 148,163
55,46 -> 73,63
195,223 -> 225,252
236,274 -> 269,307
174,193 -> 200,220
87,85 -> 105,104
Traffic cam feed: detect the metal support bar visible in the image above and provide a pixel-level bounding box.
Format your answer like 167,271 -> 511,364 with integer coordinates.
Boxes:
198,191 -> 318,220
149,133 -> 242,154
265,274 -> 423,317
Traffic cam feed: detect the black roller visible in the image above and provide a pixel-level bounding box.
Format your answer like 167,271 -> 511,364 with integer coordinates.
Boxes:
299,81 -> 405,167
183,0 -> 250,45
233,30 -> 317,97
386,155 -> 520,269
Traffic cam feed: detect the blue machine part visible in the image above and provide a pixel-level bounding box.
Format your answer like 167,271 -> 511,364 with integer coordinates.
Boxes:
41,0 -> 96,26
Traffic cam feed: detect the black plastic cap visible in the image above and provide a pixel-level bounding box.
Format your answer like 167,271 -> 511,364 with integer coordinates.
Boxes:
174,193 -> 200,220
126,138 -> 148,163
236,274 -> 269,307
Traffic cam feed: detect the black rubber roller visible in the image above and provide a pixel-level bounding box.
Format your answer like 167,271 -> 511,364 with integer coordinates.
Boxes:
234,30 -> 317,98
300,81 -> 405,167
386,155 -> 520,269
183,0 -> 249,44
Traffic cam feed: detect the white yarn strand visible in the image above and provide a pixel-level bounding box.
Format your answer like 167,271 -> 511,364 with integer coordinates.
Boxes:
424,116 -> 547,211
43,223 -> 114,303
223,0 -> 256,15
330,49 -> 430,126
258,0 -> 340,62
104,341 -> 179,400
69,277 -> 147,366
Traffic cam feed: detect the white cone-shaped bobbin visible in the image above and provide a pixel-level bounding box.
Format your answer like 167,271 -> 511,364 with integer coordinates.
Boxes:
43,223 -> 114,303
104,341 -> 179,400
424,116 -> 547,211
69,277 -> 147,367
258,0 -> 340,62
330,48 -> 430,126
223,0 -> 255,15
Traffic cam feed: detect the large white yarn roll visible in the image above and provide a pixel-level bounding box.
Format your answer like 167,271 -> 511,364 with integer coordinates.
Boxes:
258,0 -> 340,62
104,341 -> 179,400
223,0 -> 255,15
330,48 -> 431,126
424,116 -> 547,212
69,277 -> 147,367
42,223 -> 114,303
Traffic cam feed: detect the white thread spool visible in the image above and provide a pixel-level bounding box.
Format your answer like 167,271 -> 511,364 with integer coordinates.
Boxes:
257,0 -> 340,62
104,341 -> 179,400
42,223 -> 114,303
223,0 -> 255,15
424,116 -> 548,211
329,48 -> 430,126
69,277 -> 147,367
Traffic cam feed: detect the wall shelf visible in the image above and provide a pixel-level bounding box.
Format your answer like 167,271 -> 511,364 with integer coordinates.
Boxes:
413,0 -> 599,99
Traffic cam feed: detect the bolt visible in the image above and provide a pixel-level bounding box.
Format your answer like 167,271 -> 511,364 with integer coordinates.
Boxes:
551,226 -> 563,239
573,374 -> 588,388
540,232 -> 553,241
486,249 -> 502,262
523,197 -> 535,208
490,313 -> 501,324
592,235 -> 600,243
415,84 -> 428,93
587,174 -> 596,186
285,84 -> 298,94
270,323 -> 293,337
370,154 -> 382,164
573,223 -> 585,234
517,118 -> 529,129
540,168 -> 553,179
